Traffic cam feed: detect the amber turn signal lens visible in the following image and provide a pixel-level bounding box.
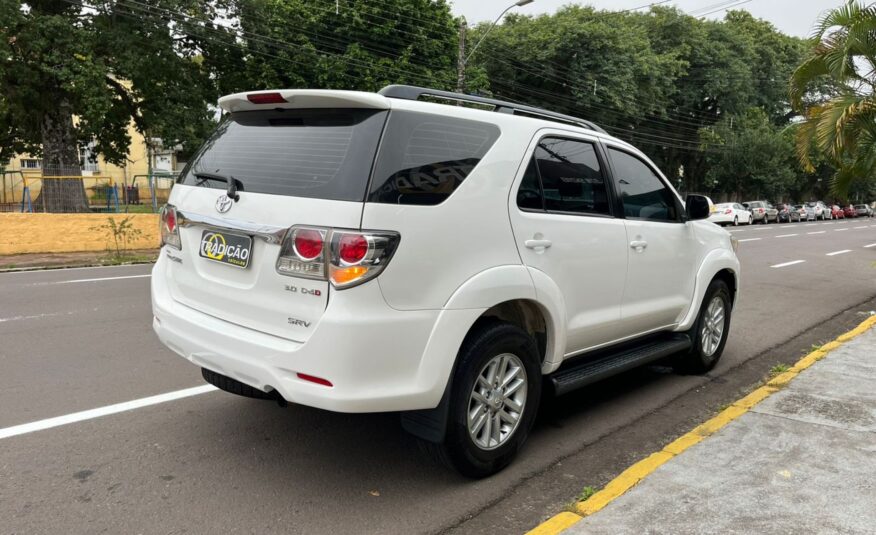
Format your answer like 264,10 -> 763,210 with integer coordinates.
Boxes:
330,266 -> 369,285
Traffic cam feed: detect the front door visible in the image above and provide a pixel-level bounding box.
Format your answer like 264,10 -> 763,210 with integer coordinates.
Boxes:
509,134 -> 629,354
604,144 -> 697,334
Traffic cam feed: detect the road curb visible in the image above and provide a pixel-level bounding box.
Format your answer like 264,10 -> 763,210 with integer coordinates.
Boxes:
524,314 -> 876,535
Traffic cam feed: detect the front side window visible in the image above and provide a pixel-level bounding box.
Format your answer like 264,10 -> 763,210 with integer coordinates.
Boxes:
368,111 -> 500,205
608,148 -> 678,222
516,137 -> 610,216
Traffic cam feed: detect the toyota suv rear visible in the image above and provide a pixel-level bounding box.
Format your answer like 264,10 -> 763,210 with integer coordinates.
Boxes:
152,85 -> 740,477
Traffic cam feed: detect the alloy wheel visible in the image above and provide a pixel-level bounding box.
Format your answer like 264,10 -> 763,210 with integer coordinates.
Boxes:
700,296 -> 726,357
467,353 -> 528,451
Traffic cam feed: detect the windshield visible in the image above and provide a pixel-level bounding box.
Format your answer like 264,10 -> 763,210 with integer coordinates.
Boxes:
178,109 -> 388,201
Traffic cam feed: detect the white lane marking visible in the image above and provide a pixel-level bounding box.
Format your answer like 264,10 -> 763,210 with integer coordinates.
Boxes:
753,227 -> 770,231
807,231 -> 826,235
0,307 -> 100,323
854,226 -> 868,229
864,243 -> 876,248
775,234 -> 798,238
1,263 -> 152,276
0,385 -> 217,440
780,225 -> 794,228
54,274 -> 151,285
771,260 -> 805,268
738,238 -> 761,242
835,228 -> 849,232
826,250 -> 852,256
804,223 -> 817,226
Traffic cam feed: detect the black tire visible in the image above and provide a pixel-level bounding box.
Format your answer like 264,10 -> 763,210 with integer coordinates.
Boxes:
733,216 -> 738,226
674,279 -> 732,374
202,368 -> 275,400
423,321 -> 542,478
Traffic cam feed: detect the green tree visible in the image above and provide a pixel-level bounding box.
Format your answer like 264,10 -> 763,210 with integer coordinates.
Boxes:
0,1 -> 225,212
790,1 -> 876,196
226,0 -> 458,93
699,108 -> 797,201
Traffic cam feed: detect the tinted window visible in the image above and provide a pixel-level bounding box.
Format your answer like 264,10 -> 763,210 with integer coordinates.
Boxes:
533,138 -> 610,215
516,159 -> 543,210
179,109 -> 387,201
608,148 -> 678,221
369,111 -> 500,205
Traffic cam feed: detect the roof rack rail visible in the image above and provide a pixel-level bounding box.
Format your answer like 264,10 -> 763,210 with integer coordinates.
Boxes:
378,85 -> 607,134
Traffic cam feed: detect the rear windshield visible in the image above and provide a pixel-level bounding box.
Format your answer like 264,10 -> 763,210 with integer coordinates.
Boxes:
178,109 -> 387,201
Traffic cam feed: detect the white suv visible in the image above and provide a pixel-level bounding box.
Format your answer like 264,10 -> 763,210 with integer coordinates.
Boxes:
152,86 -> 740,478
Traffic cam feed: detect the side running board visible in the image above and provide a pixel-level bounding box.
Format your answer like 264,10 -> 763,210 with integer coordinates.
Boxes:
550,334 -> 692,396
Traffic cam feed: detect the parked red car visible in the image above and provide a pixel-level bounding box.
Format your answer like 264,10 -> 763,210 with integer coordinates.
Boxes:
843,205 -> 857,218
831,205 -> 845,219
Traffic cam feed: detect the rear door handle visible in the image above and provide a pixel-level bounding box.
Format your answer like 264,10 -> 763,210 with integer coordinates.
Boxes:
524,239 -> 552,250
630,240 -> 648,251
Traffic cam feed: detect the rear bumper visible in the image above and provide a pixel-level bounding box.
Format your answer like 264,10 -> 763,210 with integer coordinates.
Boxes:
151,253 -> 484,413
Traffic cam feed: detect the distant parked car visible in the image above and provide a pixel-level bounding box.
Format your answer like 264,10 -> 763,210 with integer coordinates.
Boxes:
807,201 -> 829,220
844,204 -> 857,218
855,204 -> 872,217
764,203 -> 779,223
742,200 -> 769,224
709,203 -> 752,226
796,204 -> 816,221
775,203 -> 794,222
831,205 -> 845,219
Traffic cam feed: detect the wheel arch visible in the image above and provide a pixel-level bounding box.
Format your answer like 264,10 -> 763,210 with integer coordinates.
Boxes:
676,249 -> 740,331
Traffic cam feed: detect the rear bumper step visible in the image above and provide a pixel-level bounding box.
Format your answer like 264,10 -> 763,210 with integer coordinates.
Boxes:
549,334 -> 692,396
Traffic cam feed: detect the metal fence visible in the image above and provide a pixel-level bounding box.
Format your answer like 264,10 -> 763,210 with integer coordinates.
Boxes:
0,165 -> 175,213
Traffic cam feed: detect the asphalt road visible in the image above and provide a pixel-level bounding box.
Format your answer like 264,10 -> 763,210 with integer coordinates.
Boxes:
1,217 -> 875,534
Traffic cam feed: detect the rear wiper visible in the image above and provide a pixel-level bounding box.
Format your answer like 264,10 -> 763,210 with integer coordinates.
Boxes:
193,172 -> 243,202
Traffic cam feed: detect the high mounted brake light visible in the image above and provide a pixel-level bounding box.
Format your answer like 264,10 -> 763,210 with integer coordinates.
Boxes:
246,92 -> 287,104
276,226 -> 400,289
160,205 -> 181,249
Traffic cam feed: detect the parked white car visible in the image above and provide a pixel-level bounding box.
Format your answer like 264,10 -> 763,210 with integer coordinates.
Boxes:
709,203 -> 752,226
152,86 -> 741,478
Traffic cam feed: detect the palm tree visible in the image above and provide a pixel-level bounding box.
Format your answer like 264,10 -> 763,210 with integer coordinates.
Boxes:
790,1 -> 876,195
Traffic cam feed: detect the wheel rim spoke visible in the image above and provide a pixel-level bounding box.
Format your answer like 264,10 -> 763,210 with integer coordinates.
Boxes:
467,352 -> 528,451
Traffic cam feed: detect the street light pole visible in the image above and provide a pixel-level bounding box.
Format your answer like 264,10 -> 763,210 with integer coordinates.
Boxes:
456,0 -> 534,93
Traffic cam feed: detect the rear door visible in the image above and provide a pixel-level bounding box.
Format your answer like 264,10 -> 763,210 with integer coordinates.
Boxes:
509,133 -> 629,353
165,107 -> 387,342
604,144 -> 698,334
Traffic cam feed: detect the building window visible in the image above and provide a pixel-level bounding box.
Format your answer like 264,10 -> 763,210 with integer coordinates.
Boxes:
21,159 -> 41,169
80,144 -> 99,172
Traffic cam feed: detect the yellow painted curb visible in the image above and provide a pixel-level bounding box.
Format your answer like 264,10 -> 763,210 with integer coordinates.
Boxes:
524,512 -> 582,535
525,313 -> 876,535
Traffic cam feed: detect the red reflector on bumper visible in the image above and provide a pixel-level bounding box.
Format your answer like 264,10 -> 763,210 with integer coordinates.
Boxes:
297,373 -> 333,387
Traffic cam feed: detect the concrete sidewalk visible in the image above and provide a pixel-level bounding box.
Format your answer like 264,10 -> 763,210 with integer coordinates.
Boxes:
565,325 -> 876,535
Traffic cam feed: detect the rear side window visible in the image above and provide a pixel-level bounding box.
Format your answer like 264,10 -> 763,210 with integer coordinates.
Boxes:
608,148 -> 679,222
368,111 -> 500,205
516,137 -> 611,216
178,109 -> 387,201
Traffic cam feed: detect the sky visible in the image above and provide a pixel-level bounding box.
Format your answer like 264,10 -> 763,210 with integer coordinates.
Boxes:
448,0 -> 848,38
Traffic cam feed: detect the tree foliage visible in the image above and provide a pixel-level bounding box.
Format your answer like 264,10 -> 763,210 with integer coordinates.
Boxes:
790,0 -> 876,196
223,0 -> 458,93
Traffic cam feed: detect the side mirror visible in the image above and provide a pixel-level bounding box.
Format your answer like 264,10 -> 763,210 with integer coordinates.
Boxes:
685,194 -> 711,221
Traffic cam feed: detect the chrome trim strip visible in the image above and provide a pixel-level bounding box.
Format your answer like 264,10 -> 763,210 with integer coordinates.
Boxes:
175,208 -> 287,244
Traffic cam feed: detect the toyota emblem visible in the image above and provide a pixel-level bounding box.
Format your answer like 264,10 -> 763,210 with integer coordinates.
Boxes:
215,194 -> 233,213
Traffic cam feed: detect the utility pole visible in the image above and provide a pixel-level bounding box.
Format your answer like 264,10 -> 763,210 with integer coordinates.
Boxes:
456,19 -> 467,94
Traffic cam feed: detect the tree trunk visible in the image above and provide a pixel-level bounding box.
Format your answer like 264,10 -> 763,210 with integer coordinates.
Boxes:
35,97 -> 91,213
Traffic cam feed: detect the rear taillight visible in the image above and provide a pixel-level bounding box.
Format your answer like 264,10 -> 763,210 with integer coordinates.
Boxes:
160,205 -> 181,249
277,226 -> 328,279
276,226 -> 400,289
